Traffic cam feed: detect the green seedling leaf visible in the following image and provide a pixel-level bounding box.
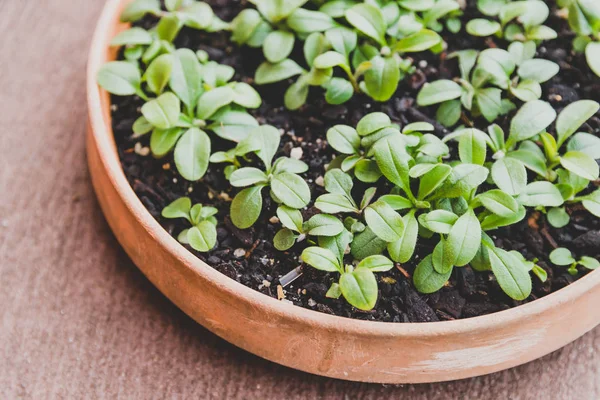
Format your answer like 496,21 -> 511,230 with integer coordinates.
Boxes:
229,167 -> 269,187
120,0 -> 161,22
145,54 -> 173,94
142,93 -> 180,130
271,172 -> 311,209
110,27 -> 153,46
556,100 -> 600,147
517,59 -> 559,83
255,59 -> 305,84
287,9 -> 336,33
340,267 -> 378,310
458,128 -> 487,165
231,185 -> 264,229
354,159 -> 382,182
393,29 -> 441,53
364,56 -> 400,102
567,132 -> 600,160
174,128 -> 210,181
508,100 -> 556,143
586,42 -> 600,77
373,136 -> 411,192
97,61 -> 142,96
319,229 -> 353,263
356,112 -> 391,136
169,49 -> 203,110
560,151 -> 599,181
180,2 -> 215,29
418,164 -> 452,200
324,77 -> 354,105
187,221 -> 217,252
263,30 -> 295,63
277,206 -> 303,232
418,210 -> 458,234
345,3 -> 386,45
388,211 -> 418,263
549,247 -> 575,266
358,255 -> 394,272
315,194 -> 359,214
156,14 -> 183,42
150,128 -> 184,157
273,228 -> 296,251
162,197 -> 191,221
196,86 -> 235,120
325,27 -> 357,58
304,214 -> 344,237
517,182 -> 564,207
547,207 -> 570,228
476,189 -> 519,217
232,82 -> 262,109
488,244 -> 532,301
364,201 -> 404,242
284,80 -> 309,111
231,9 -> 262,45
239,125 -> 281,168
351,227 -> 387,260
466,18 -> 501,36
417,80 -> 462,106
444,209 -> 481,267
379,195 -> 413,210
580,257 -> 600,270
491,157 -> 527,196
301,247 -> 341,272
327,125 -> 360,154
582,189 -> 600,217
209,109 -> 259,142
413,255 -> 452,294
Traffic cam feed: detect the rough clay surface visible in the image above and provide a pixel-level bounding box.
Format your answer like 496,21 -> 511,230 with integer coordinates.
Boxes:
0,1 -> 599,398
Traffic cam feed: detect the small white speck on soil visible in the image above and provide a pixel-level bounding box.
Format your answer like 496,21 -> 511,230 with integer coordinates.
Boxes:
308,299 -> 317,307
173,178 -> 178,183
269,216 -> 279,224
290,147 -> 303,159
315,176 -> 324,186
233,248 -> 246,258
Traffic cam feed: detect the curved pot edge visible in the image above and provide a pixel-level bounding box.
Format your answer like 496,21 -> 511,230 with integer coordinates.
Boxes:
85,0 -> 600,383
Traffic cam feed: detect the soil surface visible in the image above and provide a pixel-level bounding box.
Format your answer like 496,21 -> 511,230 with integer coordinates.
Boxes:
110,0 -> 600,322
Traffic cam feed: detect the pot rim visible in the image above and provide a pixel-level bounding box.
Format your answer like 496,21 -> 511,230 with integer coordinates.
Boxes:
87,0 -> 600,338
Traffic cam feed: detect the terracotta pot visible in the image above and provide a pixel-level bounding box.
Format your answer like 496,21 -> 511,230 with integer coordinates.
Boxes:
87,0 -> 600,384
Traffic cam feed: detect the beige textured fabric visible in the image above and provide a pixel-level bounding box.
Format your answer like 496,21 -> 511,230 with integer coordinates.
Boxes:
0,1 -> 598,398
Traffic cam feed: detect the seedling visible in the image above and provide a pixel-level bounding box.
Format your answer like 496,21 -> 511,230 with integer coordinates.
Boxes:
301,247 -> 393,310
243,1 -> 445,108
557,0 -> 600,77
226,126 -> 311,229
468,0 -> 557,42
99,33 -> 262,182
550,247 -> 600,275
417,46 -> 559,126
162,197 -> 218,252
273,206 -> 345,251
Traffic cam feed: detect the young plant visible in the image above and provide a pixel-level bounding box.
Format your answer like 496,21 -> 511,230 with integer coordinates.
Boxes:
301,247 -> 394,310
557,0 -> 600,77
550,247 -> 600,275
417,46 -> 559,126
248,1 -> 444,108
273,206 -> 345,251
162,197 -> 218,252
468,0 -> 557,42
98,38 -> 262,181
111,0 -> 225,65
227,125 -> 311,229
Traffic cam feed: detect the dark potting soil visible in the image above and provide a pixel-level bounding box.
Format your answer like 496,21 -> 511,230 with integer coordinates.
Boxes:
109,0 -> 600,322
